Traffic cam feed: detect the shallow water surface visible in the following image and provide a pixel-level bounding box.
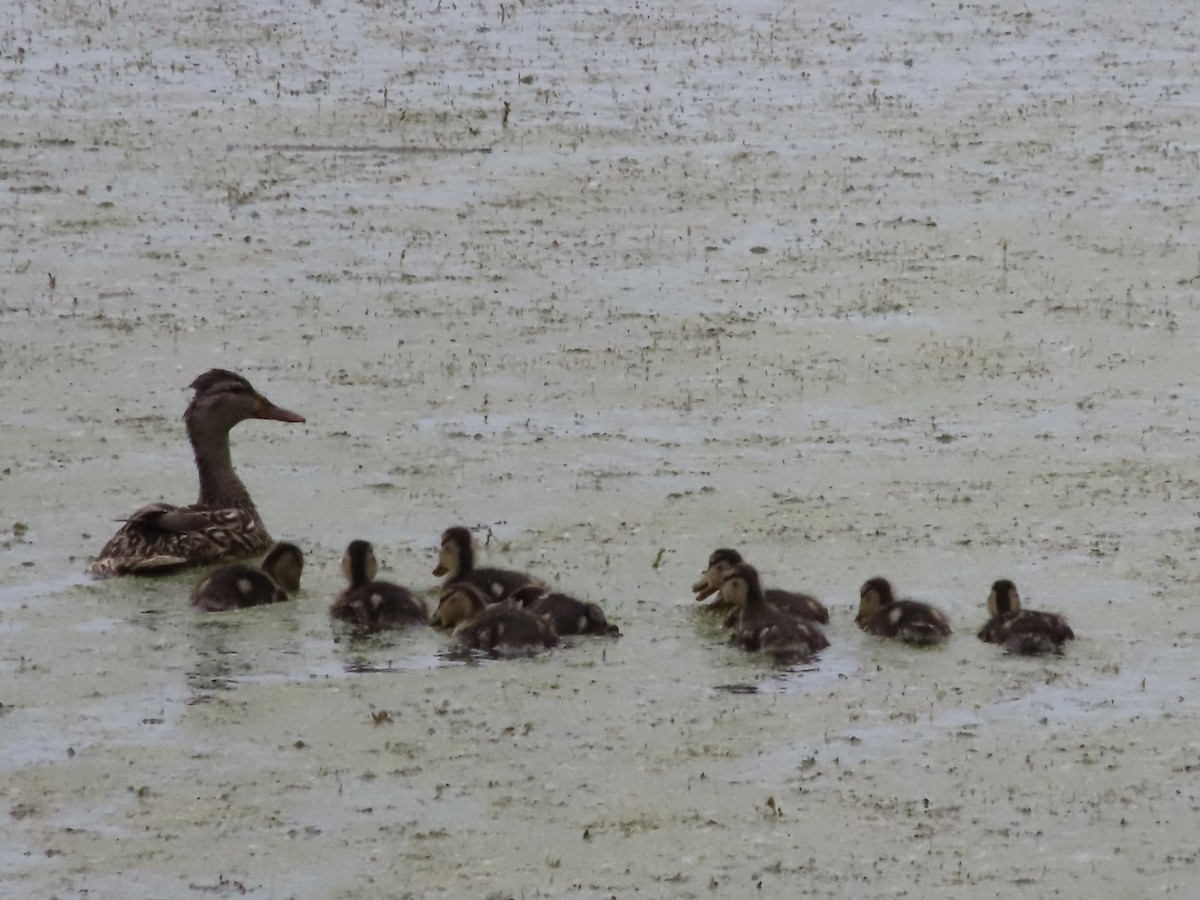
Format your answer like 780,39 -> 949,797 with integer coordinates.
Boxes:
5,0 -> 1200,896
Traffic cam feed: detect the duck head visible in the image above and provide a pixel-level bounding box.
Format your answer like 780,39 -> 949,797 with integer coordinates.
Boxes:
692,548 -> 744,601
433,526 -> 474,579
987,579 -> 1020,617
262,541 -> 304,592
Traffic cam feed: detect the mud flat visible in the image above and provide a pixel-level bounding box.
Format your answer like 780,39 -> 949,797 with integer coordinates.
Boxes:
3,0 -> 1200,897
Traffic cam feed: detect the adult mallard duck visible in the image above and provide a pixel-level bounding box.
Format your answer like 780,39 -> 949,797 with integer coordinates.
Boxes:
978,579 -> 1074,654
432,525 -> 541,601
509,585 -> 621,636
856,577 -> 951,646
89,369 -> 305,577
721,563 -> 828,657
431,582 -> 557,655
190,541 -> 304,612
329,540 -> 428,630
692,548 -> 828,624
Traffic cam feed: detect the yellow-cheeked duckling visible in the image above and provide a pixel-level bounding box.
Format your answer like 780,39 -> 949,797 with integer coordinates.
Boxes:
721,563 -> 828,657
90,369 -> 305,577
509,585 -> 621,637
190,541 -> 304,612
978,579 -> 1074,655
330,540 -> 428,631
856,577 -> 951,646
692,548 -> 829,624
432,525 -> 542,602
431,582 -> 557,656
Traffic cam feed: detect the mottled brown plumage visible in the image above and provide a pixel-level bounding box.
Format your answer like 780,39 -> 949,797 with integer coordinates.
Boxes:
431,582 -> 557,655
722,563 -> 827,657
978,579 -> 1074,654
330,540 -> 427,630
190,541 -> 303,612
90,370 -> 304,577
509,585 -> 620,636
432,526 -> 541,601
692,548 -> 828,624
856,577 -> 951,646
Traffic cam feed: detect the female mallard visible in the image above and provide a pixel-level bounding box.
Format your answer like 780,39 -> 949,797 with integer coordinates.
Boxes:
856,577 -> 951,646
431,582 -> 557,655
509,585 -> 621,636
190,541 -> 304,612
978,579 -> 1074,655
432,526 -> 541,601
329,540 -> 427,630
721,563 -> 828,657
89,369 -> 305,577
692,548 -> 828,624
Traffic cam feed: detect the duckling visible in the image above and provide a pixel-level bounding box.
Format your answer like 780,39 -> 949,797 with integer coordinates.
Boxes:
856,577 -> 951,646
692,548 -> 828,624
978,579 -> 1074,655
190,541 -> 304,612
509,585 -> 621,636
431,582 -> 557,656
90,369 -> 305,576
721,563 -> 827,657
432,525 -> 541,601
330,540 -> 427,631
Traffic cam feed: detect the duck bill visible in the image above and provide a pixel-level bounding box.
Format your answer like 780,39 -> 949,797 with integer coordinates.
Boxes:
692,578 -> 719,601
432,563 -> 448,576
254,396 -> 305,423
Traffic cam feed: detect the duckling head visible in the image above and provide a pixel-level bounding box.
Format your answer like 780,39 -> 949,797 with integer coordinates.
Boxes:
720,562 -> 763,611
988,579 -> 1020,617
262,541 -> 304,592
433,526 -> 474,579
856,577 -> 896,628
343,540 -> 378,588
692,548 -> 744,601
431,581 -> 488,628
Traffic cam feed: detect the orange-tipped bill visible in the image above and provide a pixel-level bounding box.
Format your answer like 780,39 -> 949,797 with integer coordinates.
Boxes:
255,396 -> 305,423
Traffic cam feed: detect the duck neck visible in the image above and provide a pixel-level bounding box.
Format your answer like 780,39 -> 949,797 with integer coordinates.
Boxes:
190,422 -> 253,509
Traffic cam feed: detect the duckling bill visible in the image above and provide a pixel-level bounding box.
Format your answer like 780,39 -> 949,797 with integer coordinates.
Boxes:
978,579 -> 1074,655
856,577 -> 951,646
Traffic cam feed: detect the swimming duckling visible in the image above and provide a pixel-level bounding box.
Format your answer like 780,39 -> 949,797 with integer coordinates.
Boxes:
856,577 -> 952,646
692,548 -> 828,624
330,540 -> 427,630
90,369 -> 305,577
721,563 -> 827,657
509,585 -> 620,636
190,541 -> 304,612
432,526 -> 541,601
978,579 -> 1074,655
431,582 -> 557,655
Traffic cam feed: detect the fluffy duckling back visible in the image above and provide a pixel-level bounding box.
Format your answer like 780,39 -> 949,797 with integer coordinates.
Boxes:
693,548 -> 828,624
330,540 -> 427,631
509,585 -> 620,636
432,582 -> 557,656
722,563 -> 827,657
432,526 -> 541,601
978,579 -> 1074,655
856,577 -> 951,646
190,541 -> 303,612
